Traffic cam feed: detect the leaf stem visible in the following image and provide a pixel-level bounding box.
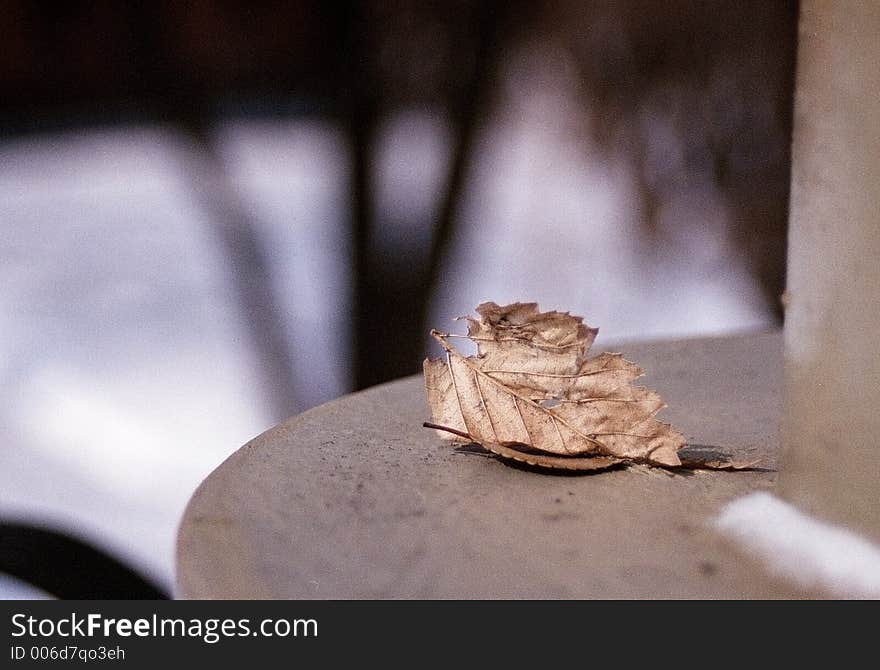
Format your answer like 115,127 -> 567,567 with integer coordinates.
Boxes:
423,422 -> 472,440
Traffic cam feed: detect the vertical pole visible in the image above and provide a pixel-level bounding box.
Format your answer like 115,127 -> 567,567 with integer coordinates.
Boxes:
781,1 -> 880,541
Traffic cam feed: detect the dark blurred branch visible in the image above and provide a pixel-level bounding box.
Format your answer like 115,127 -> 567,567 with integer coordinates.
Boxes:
348,2 -> 512,390
123,4 -> 302,419
338,1 -> 379,391
350,109 -> 380,391
0,521 -> 167,599
182,118 -> 302,420
417,2 -> 509,348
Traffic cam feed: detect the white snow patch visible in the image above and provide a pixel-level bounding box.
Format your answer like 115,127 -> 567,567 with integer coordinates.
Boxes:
715,492 -> 880,598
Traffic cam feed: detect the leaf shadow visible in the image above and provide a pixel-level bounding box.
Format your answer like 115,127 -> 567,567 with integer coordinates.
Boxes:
679,443 -> 777,473
453,443 -> 628,477
452,442 -> 775,476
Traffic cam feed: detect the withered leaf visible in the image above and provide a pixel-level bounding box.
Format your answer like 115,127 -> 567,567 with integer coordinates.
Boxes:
423,302 -> 745,472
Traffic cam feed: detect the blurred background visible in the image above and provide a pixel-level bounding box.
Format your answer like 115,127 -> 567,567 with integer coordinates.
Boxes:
0,0 -> 797,597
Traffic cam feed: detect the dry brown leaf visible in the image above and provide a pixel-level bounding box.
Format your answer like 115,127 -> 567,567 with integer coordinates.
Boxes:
423,301 -> 753,472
